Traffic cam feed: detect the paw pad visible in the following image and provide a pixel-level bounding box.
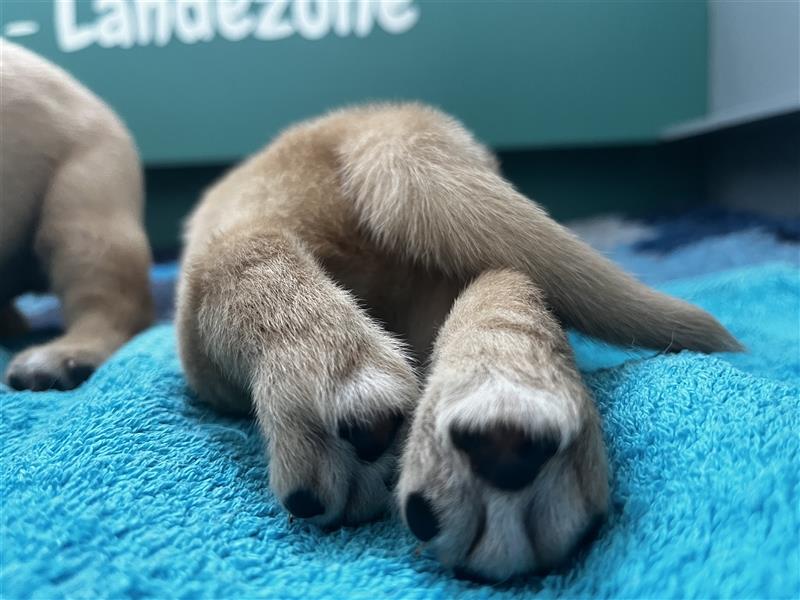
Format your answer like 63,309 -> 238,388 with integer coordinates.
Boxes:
450,424 -> 560,491
404,492 -> 440,541
284,489 -> 325,519
8,371 -> 53,391
338,413 -> 403,462
6,358 -> 95,392
63,360 -> 95,389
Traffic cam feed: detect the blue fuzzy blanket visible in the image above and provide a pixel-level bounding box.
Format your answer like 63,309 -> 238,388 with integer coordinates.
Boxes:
2,212 -> 799,598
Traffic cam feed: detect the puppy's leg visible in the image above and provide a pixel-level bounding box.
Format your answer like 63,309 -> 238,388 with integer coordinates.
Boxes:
176,224 -> 418,525
5,149 -> 152,391
397,269 -> 608,581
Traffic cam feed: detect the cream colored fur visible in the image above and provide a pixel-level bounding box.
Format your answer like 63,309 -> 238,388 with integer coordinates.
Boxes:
177,103 -> 740,580
1,39 -> 152,390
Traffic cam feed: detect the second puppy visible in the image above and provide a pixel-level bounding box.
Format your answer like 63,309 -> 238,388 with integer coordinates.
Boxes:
1,40 -> 153,391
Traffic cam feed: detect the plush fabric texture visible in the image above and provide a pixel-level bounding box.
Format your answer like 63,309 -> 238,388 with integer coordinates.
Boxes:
2,212 -> 799,598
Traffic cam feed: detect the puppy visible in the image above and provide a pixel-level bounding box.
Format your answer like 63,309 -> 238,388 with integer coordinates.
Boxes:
1,39 -> 153,391
177,103 -> 741,580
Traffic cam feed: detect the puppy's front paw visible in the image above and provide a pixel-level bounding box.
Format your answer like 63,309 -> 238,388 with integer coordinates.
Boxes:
261,345 -> 418,527
5,342 -> 101,391
398,374 -> 608,581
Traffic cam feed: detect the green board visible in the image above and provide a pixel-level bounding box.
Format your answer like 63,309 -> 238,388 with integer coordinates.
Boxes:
1,0 -> 707,165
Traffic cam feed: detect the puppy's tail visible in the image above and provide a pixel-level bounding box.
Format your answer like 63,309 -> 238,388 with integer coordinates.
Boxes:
337,103 -> 741,353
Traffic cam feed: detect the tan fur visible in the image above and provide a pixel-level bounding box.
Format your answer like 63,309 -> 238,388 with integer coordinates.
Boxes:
177,102 -> 740,579
1,39 -> 152,391
398,270 -> 608,578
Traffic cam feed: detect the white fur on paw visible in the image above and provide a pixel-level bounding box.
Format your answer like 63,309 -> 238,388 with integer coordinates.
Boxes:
435,371 -> 582,452
397,372 -> 608,581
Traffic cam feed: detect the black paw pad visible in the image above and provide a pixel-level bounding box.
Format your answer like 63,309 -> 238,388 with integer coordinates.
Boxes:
6,360 -> 96,392
7,371 -> 55,392
404,492 -> 440,542
338,413 -> 403,462
284,489 -> 325,519
450,423 -> 560,491
453,566 -> 494,585
62,360 -> 95,390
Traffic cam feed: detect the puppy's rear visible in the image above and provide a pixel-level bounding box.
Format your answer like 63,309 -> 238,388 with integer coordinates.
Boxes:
1,39 -> 153,390
176,103 -> 741,580
336,104 -> 741,353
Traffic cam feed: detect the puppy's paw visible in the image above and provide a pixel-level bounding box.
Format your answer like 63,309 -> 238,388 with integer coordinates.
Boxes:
5,342 -> 101,391
398,374 -> 608,581
261,344 -> 419,527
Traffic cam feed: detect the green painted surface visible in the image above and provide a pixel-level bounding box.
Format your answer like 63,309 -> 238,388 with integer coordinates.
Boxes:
2,0 -> 707,165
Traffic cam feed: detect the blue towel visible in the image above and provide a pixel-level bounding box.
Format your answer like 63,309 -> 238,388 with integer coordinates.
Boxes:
2,261 -> 798,598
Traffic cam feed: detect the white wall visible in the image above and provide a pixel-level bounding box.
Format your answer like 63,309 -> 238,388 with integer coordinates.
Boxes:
709,0 -> 799,122
702,2 -> 800,217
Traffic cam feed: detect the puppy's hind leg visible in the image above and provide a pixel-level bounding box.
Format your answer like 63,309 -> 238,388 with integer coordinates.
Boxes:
397,269 -> 608,581
5,146 -> 153,391
176,224 -> 418,526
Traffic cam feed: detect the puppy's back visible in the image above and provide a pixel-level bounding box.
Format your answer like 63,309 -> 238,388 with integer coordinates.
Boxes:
1,39 -> 129,158
0,39 -> 140,267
